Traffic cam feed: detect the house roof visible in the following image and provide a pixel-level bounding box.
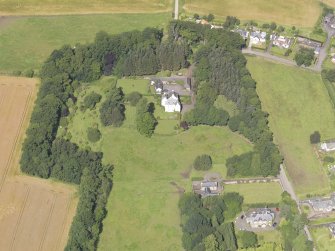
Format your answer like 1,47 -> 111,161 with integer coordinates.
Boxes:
309,194 -> 335,210
246,209 -> 274,223
154,80 -> 163,90
201,181 -> 218,188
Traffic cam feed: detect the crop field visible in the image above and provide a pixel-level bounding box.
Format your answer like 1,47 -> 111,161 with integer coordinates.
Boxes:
64,78 -> 253,251
0,0 -> 173,15
0,76 -> 77,251
183,0 -> 321,27
0,13 -> 170,73
224,183 -> 282,204
247,57 -> 335,197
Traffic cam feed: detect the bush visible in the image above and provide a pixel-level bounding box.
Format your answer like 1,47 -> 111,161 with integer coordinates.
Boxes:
24,69 -> 34,78
83,92 -> 102,110
324,156 -> 335,163
294,48 -> 314,66
193,154 -> 212,170
310,131 -> 321,144
126,91 -> 142,106
284,48 -> 292,56
87,127 -> 101,142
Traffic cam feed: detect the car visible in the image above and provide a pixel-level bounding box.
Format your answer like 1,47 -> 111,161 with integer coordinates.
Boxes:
272,222 -> 277,227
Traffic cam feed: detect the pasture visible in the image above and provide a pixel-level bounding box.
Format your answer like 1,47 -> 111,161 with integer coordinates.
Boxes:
0,76 -> 77,251
64,77 -> 253,251
247,57 -> 335,197
311,227 -> 335,251
0,0 -> 172,15
183,0 -> 321,27
224,183 -> 282,204
0,13 -> 170,73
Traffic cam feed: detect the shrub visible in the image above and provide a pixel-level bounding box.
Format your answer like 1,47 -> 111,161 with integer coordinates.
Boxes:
126,91 -> 142,106
83,92 -> 102,110
87,127 -> 101,142
310,131 -> 321,144
324,156 -> 335,163
193,154 -> 212,170
284,48 -> 292,56
24,69 -> 34,78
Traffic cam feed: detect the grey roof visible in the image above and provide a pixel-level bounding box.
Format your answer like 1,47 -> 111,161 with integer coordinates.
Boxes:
154,80 -> 163,90
246,208 -> 274,223
201,181 -> 218,188
309,194 -> 335,211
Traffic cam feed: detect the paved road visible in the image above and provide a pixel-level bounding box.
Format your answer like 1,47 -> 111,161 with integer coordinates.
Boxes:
174,0 -> 178,20
315,24 -> 335,71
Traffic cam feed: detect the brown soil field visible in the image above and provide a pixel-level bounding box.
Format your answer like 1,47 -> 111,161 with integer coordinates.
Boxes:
0,76 -> 77,251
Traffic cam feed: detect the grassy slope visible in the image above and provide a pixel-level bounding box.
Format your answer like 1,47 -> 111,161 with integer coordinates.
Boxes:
0,0 -> 173,15
247,56 -> 335,197
224,183 -> 282,204
183,0 -> 321,27
0,13 -> 170,73
64,77 -> 253,251
311,227 -> 335,251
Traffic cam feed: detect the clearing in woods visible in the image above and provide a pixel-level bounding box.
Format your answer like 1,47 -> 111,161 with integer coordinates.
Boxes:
0,76 -> 77,251
183,0 -> 321,27
0,0 -> 173,15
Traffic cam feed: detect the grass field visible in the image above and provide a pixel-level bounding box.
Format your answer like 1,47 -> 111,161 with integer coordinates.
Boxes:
224,183 -> 282,204
0,0 -> 173,15
247,57 -> 335,197
0,13 -> 170,73
0,76 -> 77,251
183,0 -> 321,27
311,227 -> 335,251
64,77 -> 253,251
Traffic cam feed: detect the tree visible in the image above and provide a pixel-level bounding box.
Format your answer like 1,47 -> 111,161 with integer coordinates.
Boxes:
194,13 -> 200,20
223,192 -> 243,219
310,131 -> 321,144
270,22 -> 277,30
207,14 -> 215,22
277,25 -> 285,33
83,92 -> 102,110
203,234 -> 219,251
239,231 -> 258,248
100,86 -> 125,127
193,154 -> 213,170
322,69 -> 335,82
126,91 -> 142,106
294,48 -> 314,66
136,98 -> 157,137
87,127 -> 101,142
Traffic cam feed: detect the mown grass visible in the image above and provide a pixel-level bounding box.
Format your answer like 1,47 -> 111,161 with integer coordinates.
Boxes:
311,227 -> 335,251
183,0 -> 321,27
224,183 -> 282,204
0,0 -> 173,15
0,13 -> 170,73
64,77 -> 253,251
247,56 -> 335,198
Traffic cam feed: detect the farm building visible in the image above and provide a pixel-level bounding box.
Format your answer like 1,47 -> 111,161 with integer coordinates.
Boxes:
250,31 -> 266,45
308,194 -> 335,213
161,90 -> 181,112
246,208 -> 275,228
296,36 -> 322,55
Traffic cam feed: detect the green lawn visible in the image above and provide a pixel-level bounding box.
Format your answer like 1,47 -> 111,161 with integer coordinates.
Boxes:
0,13 -> 170,73
311,227 -> 335,251
224,183 -> 282,204
183,0 -> 321,27
0,0 -> 172,15
64,77 -> 253,251
247,57 -> 335,198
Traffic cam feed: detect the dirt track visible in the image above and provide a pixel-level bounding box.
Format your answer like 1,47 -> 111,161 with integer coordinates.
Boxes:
0,76 -> 77,251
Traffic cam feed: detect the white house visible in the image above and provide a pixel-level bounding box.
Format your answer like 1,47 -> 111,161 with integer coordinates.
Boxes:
161,91 -> 181,112
273,35 -> 292,49
246,209 -> 275,228
320,141 -> 335,152
250,31 -> 266,45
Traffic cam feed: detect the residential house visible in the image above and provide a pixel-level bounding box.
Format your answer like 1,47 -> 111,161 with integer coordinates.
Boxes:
273,35 -> 292,49
320,140 -> 335,152
296,36 -> 322,55
308,194 -> 335,212
234,29 -> 249,40
246,208 -> 275,228
161,90 -> 181,112
250,31 -> 266,45
329,223 -> 335,238
192,179 -> 222,198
